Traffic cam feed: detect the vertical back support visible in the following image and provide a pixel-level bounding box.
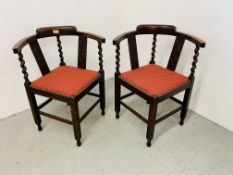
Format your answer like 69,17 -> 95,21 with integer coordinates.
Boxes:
98,42 -> 103,73
189,46 -> 200,80
56,36 -> 65,66
78,36 -> 88,69
29,39 -> 50,75
167,36 -> 185,71
150,34 -> 157,64
127,36 -> 139,69
17,51 -> 30,85
115,44 -> 120,76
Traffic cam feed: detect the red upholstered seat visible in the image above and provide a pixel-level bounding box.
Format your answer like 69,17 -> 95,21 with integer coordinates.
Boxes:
120,64 -> 189,96
31,66 -> 100,97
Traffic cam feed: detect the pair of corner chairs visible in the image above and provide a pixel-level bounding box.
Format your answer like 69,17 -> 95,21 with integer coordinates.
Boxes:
13,25 -> 205,147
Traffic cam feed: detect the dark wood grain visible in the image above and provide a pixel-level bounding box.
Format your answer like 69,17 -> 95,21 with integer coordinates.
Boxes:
177,32 -> 205,47
36,26 -> 77,37
29,39 -> 50,75
128,36 -> 139,69
77,31 -> 105,43
146,99 -> 158,147
136,24 -> 176,34
78,36 -> 88,69
167,36 -> 185,71
113,31 -> 136,45
56,36 -> 65,66
150,34 -> 157,64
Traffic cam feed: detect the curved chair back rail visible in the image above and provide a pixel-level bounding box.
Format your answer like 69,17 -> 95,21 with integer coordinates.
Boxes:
13,26 -> 105,53
13,26 -> 105,84
113,24 -> 205,79
113,24 -> 205,47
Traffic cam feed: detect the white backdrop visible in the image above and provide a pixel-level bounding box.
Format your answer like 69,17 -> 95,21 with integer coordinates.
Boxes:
0,0 -> 233,132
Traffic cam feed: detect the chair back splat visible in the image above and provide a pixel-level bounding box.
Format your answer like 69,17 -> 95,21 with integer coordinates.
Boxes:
13,26 -> 106,147
29,38 -> 50,75
167,36 -> 185,71
78,35 -> 88,69
113,24 -> 205,147
128,35 -> 139,69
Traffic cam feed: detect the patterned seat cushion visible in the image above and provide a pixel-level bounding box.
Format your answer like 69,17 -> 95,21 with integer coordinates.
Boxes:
31,66 -> 100,97
120,64 -> 189,96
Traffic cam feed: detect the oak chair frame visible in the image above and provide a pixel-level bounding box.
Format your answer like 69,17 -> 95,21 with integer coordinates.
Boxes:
113,24 -> 205,147
13,26 -> 105,146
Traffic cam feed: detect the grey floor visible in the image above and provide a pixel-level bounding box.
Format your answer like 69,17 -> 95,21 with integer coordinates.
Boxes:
1,79 -> 233,175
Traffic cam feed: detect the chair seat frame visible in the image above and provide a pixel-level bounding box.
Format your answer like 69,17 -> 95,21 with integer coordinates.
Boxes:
113,24 -> 205,147
13,26 -> 106,146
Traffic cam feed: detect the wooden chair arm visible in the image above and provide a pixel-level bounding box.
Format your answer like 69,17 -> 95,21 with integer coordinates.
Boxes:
13,35 -> 37,54
78,31 -> 105,43
177,32 -> 206,48
113,31 -> 136,45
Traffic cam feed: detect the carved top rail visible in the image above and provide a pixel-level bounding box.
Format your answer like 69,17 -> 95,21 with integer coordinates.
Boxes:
136,24 -> 176,34
36,26 -> 77,37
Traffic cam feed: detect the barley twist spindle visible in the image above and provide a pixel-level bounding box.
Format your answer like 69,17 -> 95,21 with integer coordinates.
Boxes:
56,36 -> 65,66
189,46 -> 200,80
150,34 -> 157,64
115,44 -> 120,76
98,42 -> 103,73
18,51 -> 30,85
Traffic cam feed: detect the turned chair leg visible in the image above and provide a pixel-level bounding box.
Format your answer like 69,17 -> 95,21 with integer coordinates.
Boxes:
99,75 -> 105,116
70,102 -> 82,146
180,88 -> 192,125
115,77 -> 121,119
146,100 -> 158,147
25,87 -> 42,131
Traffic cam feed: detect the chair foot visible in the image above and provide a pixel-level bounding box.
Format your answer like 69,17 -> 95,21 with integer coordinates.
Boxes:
101,110 -> 105,116
116,112 -> 119,119
38,125 -> 43,131
77,140 -> 82,147
146,140 -> 151,147
179,120 -> 184,126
